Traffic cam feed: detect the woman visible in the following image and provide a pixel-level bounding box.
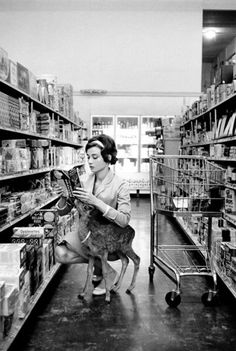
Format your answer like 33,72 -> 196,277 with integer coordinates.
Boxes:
55,134 -> 131,295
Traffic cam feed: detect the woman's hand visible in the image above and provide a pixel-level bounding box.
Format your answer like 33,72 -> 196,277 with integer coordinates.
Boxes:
73,187 -> 96,206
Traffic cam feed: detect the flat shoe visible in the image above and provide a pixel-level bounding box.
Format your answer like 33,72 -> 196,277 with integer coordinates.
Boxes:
92,286 -> 106,296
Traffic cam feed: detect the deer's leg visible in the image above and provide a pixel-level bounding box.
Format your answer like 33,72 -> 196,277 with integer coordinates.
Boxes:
78,256 -> 95,299
111,254 -> 129,293
100,252 -> 111,303
125,248 -> 140,294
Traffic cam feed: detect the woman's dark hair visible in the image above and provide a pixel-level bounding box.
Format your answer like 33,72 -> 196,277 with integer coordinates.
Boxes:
85,134 -> 118,165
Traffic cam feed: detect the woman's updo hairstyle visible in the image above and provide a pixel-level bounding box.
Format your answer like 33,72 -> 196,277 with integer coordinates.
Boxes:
85,134 -> 118,165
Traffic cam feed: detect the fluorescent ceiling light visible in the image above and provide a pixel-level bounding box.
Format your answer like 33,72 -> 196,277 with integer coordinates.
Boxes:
203,29 -> 216,40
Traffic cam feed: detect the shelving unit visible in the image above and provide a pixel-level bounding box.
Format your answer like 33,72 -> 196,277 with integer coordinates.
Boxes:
180,88 -> 236,300
0,77 -> 85,347
0,263 -> 61,351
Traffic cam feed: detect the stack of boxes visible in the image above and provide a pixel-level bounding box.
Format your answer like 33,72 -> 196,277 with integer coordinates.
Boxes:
210,218 -> 236,286
0,46 -> 82,132
0,243 -> 30,338
57,84 -> 74,121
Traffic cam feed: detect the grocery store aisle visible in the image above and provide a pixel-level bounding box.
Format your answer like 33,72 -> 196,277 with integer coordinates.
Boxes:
10,197 -> 236,351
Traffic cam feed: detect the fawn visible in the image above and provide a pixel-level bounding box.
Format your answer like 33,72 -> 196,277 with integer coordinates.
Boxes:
75,200 -> 140,303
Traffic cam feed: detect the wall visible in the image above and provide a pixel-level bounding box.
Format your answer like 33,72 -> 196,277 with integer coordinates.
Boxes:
0,1 -> 203,130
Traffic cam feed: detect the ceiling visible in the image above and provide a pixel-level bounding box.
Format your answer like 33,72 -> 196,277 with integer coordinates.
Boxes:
203,10 -> 236,63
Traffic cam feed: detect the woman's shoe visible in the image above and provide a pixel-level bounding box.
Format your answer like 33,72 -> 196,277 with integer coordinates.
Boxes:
92,269 -> 119,296
92,285 -> 106,296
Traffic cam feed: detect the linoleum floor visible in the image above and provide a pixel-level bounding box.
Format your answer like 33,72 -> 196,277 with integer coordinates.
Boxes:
10,197 -> 236,351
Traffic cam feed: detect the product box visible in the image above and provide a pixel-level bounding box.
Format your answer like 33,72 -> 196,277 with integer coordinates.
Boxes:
1,139 -> 27,148
225,188 -> 236,214
224,242 -> 236,262
6,59 -> 17,86
31,209 -> 59,227
0,47 -> 9,81
44,238 -> 54,271
0,266 -> 25,291
0,243 -> 27,268
2,284 -> 19,317
42,242 -> 50,279
17,62 -> 29,94
17,270 -> 30,319
29,71 -> 38,100
0,281 -> 5,303
12,227 -> 44,246
11,230 -> 43,292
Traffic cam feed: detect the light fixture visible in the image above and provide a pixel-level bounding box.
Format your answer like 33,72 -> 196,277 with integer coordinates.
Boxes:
80,89 -> 107,95
203,28 -> 216,40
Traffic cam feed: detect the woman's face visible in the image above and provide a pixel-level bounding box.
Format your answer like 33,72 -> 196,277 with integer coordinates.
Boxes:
86,146 -> 107,173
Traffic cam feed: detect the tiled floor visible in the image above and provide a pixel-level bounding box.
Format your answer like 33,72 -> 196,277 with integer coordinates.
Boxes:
10,197 -> 236,351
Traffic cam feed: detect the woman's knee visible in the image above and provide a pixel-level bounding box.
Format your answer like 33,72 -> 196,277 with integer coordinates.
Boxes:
55,245 -> 69,263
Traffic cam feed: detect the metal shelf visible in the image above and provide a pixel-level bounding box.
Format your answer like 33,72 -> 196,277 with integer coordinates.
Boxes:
176,217 -> 236,300
0,263 -> 61,351
0,168 -> 52,181
0,79 -> 81,129
181,91 -> 236,127
0,126 -> 82,148
0,194 -> 60,234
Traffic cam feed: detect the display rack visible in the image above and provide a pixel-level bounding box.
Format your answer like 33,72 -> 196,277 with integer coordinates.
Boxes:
0,76 -> 85,348
180,89 -> 236,300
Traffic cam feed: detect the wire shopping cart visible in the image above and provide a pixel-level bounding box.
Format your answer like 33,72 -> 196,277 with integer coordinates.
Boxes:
149,155 -> 225,307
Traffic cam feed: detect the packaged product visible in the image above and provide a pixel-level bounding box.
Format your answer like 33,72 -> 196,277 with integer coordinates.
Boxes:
0,47 -> 9,81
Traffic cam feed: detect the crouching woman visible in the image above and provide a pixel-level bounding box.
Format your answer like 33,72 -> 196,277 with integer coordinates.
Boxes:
55,133 -> 131,295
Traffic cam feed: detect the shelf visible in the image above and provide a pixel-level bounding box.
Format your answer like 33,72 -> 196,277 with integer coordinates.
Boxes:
0,126 -> 82,148
223,212 -> 236,226
0,194 -> 60,233
175,217 -> 207,258
181,91 -> 236,127
208,157 -> 236,162
181,141 -> 211,148
0,163 -> 85,182
214,261 -> 236,299
176,216 -> 236,300
225,183 -> 236,191
212,135 -> 236,144
118,157 -> 138,159
182,135 -> 236,149
0,263 -> 61,351
0,79 -> 81,129
0,168 -> 52,181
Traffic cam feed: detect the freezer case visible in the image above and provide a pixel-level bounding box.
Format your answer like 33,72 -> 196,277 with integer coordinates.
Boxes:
115,115 -> 139,176
91,115 -> 115,138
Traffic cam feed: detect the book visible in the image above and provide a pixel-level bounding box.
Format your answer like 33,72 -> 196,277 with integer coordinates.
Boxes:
53,166 -> 82,199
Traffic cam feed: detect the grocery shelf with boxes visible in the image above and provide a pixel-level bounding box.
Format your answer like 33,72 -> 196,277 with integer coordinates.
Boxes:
179,46 -> 236,301
0,45 -> 87,347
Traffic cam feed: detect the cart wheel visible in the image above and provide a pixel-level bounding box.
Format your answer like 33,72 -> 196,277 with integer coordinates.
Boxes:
201,291 -> 218,307
165,291 -> 181,307
148,266 -> 155,283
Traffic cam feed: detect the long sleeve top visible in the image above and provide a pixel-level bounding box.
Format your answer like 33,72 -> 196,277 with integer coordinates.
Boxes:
56,169 -> 131,228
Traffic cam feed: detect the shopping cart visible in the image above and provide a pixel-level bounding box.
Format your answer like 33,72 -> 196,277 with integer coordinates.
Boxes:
149,155 -> 225,307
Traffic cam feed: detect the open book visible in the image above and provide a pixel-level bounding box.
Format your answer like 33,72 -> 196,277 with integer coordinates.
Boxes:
53,166 -> 82,199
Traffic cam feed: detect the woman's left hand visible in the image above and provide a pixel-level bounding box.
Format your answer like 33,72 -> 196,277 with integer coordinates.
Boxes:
73,187 -> 96,206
